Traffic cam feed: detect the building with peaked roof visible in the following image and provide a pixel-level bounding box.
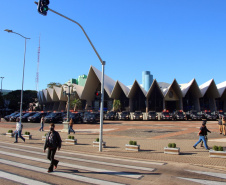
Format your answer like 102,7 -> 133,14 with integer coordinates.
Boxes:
37,65 -> 226,113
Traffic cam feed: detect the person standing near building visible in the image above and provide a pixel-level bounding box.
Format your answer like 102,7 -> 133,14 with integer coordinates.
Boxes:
222,116 -> 226,136
193,122 -> 210,150
14,122 -> 25,143
218,115 -> 223,134
44,123 -> 62,173
39,116 -> 44,131
68,118 -> 75,134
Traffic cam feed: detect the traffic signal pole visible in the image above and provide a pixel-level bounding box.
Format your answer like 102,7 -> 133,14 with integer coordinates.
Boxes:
34,2 -> 105,152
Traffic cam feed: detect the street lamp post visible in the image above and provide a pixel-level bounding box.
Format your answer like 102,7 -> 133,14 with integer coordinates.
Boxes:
4,29 -> 30,123
0,77 -> 4,93
34,2 -> 105,151
63,81 -> 73,122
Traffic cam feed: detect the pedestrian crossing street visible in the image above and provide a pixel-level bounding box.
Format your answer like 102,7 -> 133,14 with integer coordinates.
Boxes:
0,142 -> 226,185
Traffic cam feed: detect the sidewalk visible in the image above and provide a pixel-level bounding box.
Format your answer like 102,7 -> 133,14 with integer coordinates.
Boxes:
1,120 -> 226,169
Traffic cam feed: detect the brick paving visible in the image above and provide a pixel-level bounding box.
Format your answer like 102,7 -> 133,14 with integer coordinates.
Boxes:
1,119 -> 226,168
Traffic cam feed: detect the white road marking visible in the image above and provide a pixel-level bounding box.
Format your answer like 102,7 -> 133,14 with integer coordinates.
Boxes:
0,170 -> 50,185
0,145 -> 155,172
186,169 -> 226,179
0,159 -> 125,185
0,141 -> 165,166
0,150 -> 142,179
177,177 -> 226,185
208,138 -> 226,142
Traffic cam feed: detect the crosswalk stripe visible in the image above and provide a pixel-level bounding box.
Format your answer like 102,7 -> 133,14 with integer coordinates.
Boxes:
0,141 -> 165,166
0,150 -> 142,179
0,170 -> 50,185
0,145 -> 155,173
0,159 -> 125,185
177,177 -> 226,185
185,170 -> 226,179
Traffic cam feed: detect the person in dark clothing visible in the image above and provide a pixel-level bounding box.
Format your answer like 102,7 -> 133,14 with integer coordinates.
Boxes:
44,123 -> 62,173
193,122 -> 210,150
218,116 -> 223,134
200,120 -> 211,147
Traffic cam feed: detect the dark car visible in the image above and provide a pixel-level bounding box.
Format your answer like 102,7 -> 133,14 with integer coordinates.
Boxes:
132,111 -> 143,120
28,112 -> 50,123
18,112 -> 37,122
44,112 -> 65,123
4,112 -> 18,121
186,111 -> 202,120
202,110 -> 217,120
104,111 -> 118,120
83,112 -> 99,123
172,110 -> 186,121
160,110 -> 172,121
10,112 -> 26,122
63,112 -> 83,123
118,111 -> 130,120
147,111 -> 158,121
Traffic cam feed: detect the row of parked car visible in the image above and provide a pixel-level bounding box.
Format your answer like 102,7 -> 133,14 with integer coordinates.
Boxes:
104,110 -> 225,121
4,111 -> 101,124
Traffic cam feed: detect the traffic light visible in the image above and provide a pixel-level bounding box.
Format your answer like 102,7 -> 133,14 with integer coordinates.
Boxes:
38,0 -> 50,16
95,91 -> 101,99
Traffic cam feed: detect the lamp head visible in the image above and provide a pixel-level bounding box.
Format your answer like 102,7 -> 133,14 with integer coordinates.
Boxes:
4,29 -> 13,33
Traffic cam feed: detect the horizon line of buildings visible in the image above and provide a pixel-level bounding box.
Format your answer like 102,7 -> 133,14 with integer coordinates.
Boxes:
37,65 -> 226,113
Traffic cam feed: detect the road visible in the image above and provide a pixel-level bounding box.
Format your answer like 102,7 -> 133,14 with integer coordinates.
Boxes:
0,141 -> 226,184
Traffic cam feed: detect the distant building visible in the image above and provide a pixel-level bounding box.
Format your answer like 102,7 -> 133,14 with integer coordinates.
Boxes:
142,71 -> 153,92
66,75 -> 87,87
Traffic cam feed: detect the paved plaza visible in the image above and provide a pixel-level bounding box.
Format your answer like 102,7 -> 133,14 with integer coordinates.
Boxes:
1,119 -> 226,169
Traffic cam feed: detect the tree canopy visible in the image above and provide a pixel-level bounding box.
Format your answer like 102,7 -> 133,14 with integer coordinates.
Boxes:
47,82 -> 62,88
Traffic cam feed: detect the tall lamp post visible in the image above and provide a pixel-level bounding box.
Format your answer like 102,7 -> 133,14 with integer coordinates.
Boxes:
0,77 -> 4,93
35,2 -> 105,151
63,81 -> 73,122
4,29 -> 30,123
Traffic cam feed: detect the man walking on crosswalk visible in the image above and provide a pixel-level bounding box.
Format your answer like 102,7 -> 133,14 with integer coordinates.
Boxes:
44,123 -> 62,173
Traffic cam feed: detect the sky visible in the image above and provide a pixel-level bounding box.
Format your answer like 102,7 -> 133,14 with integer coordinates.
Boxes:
0,0 -> 226,91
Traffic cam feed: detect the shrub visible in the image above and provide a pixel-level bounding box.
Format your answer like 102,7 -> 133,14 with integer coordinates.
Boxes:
44,133 -> 47,136
24,131 -> 30,135
129,140 -> 137,145
8,130 -> 13,133
96,138 -> 99,142
71,136 -> 74,140
168,143 -> 173,148
68,135 -> 71,139
213,145 -> 218,151
218,146 -> 223,151
172,143 -> 176,148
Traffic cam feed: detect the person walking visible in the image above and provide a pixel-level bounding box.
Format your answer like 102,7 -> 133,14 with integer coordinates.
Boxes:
200,120 -> 211,147
68,118 -> 75,134
39,116 -> 45,131
44,123 -> 62,173
222,116 -> 226,136
193,122 -> 210,150
218,115 -> 223,134
14,122 -> 25,143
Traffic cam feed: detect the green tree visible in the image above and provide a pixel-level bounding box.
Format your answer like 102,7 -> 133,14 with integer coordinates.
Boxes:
113,99 -> 121,112
72,98 -> 82,111
47,82 -> 62,88
3,90 -> 37,111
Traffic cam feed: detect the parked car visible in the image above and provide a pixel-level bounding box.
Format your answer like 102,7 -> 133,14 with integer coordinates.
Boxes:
63,112 -> 83,123
147,111 -> 158,121
104,111 -> 118,120
44,112 -> 65,123
83,112 -> 99,123
132,111 -> 143,120
28,112 -> 50,123
160,110 -> 172,121
10,112 -> 26,122
186,111 -> 202,120
18,112 -> 37,122
4,112 -> 18,121
118,111 -> 130,120
202,110 -> 217,120
172,110 -> 186,121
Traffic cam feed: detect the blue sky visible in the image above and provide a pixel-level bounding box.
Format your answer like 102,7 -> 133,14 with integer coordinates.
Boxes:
1,0 -> 226,91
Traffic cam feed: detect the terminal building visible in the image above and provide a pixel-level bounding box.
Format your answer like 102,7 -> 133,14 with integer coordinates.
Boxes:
37,66 -> 226,113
